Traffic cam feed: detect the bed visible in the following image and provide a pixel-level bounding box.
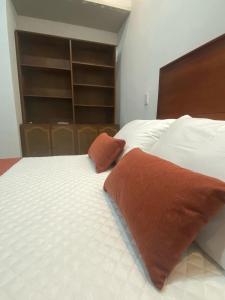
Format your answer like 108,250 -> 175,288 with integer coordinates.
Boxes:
1,34 -> 225,300
0,156 -> 225,300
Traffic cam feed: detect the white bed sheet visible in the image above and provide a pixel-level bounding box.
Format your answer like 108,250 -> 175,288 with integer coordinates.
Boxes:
0,155 -> 225,300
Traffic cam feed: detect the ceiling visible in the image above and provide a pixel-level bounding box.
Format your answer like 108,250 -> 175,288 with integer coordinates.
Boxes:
85,0 -> 131,11
12,0 -> 131,33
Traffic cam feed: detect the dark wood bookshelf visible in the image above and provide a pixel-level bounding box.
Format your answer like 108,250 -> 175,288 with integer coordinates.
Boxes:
16,30 -> 115,124
15,30 -> 117,156
21,63 -> 70,71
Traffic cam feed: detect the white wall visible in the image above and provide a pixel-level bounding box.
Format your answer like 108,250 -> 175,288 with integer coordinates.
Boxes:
6,0 -> 22,125
0,0 -> 21,158
17,16 -> 117,45
118,0 -> 225,125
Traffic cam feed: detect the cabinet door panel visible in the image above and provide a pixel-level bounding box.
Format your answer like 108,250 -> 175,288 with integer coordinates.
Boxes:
98,125 -> 118,137
21,124 -> 51,157
51,125 -> 75,155
77,125 -> 98,154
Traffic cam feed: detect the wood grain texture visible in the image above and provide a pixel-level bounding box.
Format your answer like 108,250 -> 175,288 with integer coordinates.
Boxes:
157,34 -> 225,120
20,124 -> 118,157
76,125 -> 98,155
21,124 -> 52,157
51,125 -> 76,156
98,125 -> 118,137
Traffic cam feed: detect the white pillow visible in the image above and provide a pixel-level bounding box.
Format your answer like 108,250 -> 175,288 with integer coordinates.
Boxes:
151,115 -> 225,269
115,119 -> 174,157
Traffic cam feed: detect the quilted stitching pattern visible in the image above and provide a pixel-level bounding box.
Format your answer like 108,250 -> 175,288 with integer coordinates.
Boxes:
0,156 -> 225,300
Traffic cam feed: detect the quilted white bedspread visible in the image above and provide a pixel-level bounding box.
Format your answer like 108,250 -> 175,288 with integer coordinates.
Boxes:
0,155 -> 225,300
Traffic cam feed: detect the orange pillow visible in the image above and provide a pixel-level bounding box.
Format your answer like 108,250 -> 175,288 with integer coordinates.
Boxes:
88,133 -> 125,173
104,148 -> 225,289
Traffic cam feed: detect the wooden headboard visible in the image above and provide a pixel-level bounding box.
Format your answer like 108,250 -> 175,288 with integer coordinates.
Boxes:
157,34 -> 225,120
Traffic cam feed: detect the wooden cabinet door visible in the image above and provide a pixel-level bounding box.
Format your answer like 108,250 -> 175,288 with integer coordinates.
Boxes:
76,125 -> 98,154
98,125 -> 118,137
21,124 -> 51,157
51,125 -> 76,155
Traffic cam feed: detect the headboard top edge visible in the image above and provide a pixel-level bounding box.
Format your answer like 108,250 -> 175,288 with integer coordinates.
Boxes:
160,33 -> 225,72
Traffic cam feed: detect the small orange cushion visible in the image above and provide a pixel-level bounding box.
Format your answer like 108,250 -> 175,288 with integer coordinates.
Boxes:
104,148 -> 225,289
88,133 -> 125,173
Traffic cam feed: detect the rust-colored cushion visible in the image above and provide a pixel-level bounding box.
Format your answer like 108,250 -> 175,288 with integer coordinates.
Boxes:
88,133 -> 125,173
0,158 -> 21,176
104,148 -> 225,289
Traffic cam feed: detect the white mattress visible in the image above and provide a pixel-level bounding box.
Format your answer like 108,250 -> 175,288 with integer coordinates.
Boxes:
0,155 -> 225,300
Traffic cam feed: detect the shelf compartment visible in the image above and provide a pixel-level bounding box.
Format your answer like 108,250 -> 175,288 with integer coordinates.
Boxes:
21,61 -> 70,71
75,106 -> 114,124
74,104 -> 114,108
24,91 -> 72,99
73,83 -> 114,89
74,85 -> 114,106
22,68 -> 72,99
72,61 -> 114,69
25,97 -> 73,123
72,40 -> 114,67
19,32 -> 70,71
73,64 -> 114,87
